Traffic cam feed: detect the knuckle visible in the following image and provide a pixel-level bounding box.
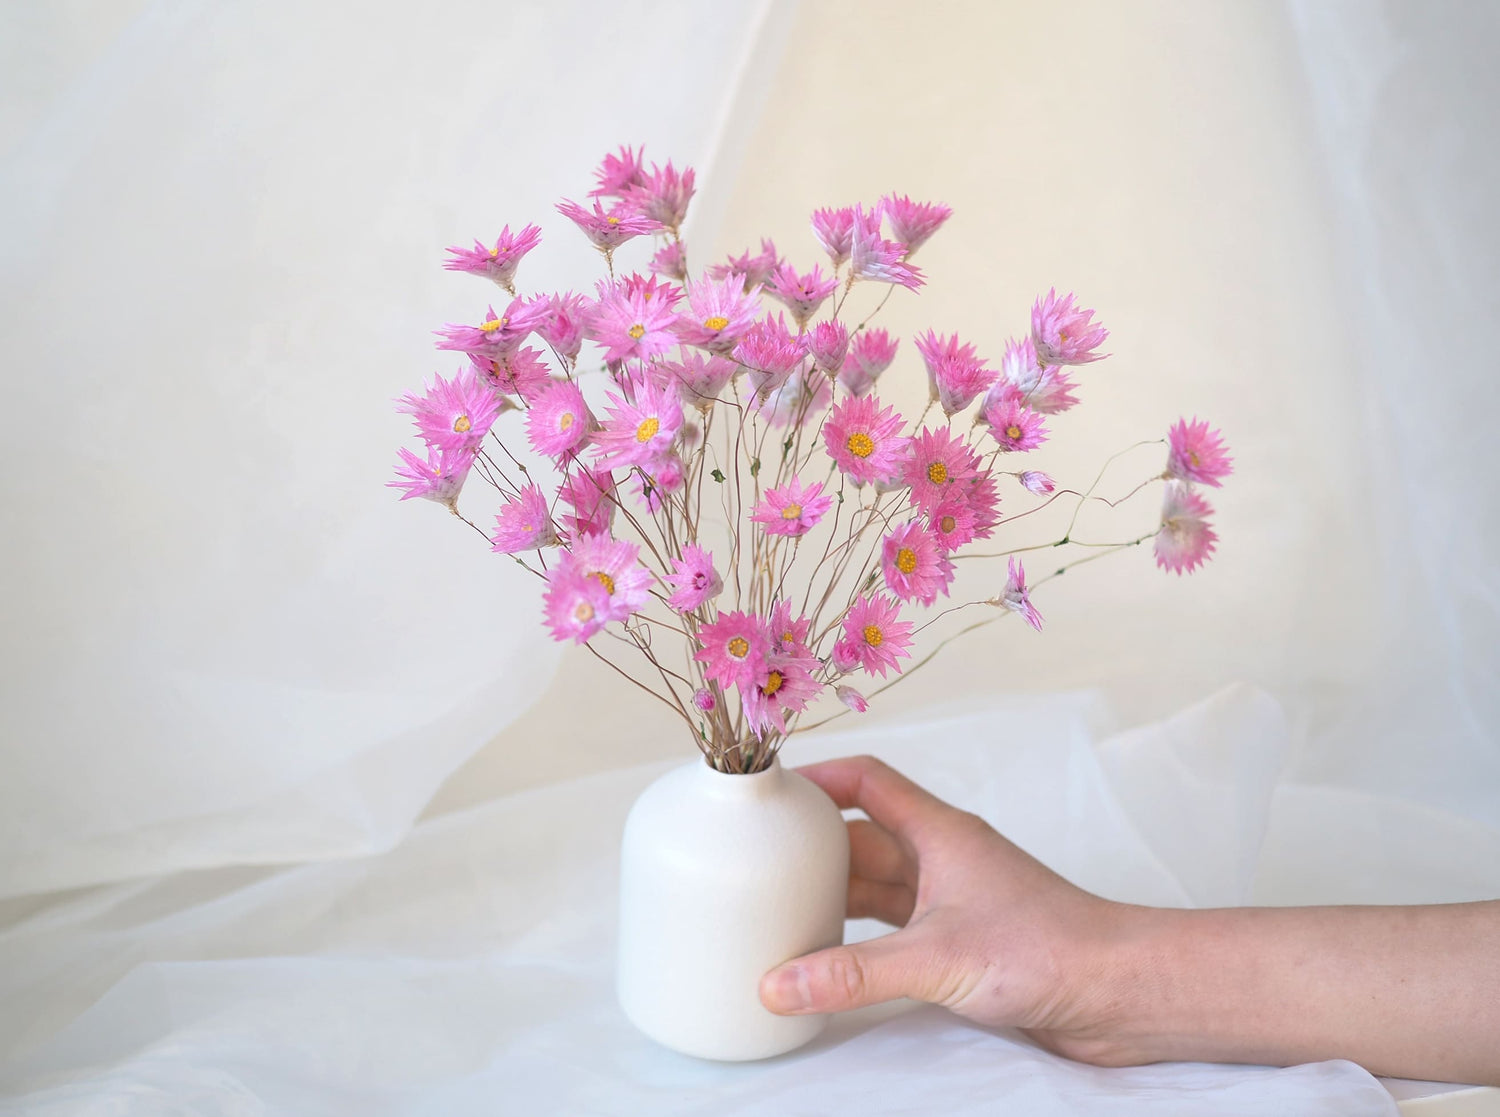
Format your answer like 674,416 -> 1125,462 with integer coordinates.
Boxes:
823,950 -> 868,1004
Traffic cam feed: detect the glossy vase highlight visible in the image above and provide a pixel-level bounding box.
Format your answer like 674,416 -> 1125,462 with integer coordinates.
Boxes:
616,754 -> 850,1061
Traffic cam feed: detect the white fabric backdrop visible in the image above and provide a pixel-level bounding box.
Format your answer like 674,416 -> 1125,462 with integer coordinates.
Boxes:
1,0 -> 1497,1112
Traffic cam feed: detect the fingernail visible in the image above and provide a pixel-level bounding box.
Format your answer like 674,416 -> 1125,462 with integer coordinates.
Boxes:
764,964 -> 812,1014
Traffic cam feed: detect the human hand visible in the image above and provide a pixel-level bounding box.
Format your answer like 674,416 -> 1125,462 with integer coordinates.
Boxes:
757,754 -> 1133,1061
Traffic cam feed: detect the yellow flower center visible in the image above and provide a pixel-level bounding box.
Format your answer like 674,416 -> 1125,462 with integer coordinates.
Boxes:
727,636 -> 751,659
1006,424 -> 1022,441
606,216 -> 621,225
763,671 -> 784,697
846,431 -> 875,459
559,412 -> 575,430
627,323 -> 647,340
940,515 -> 957,533
489,246 -> 500,258
453,414 -> 472,434
1058,329 -> 1069,342
590,571 -> 616,595
862,624 -> 884,647
926,461 -> 948,485
703,315 -> 730,331
896,547 -> 918,574
573,601 -> 595,623
635,416 -> 660,443
1189,450 -> 1201,466
781,503 -> 803,520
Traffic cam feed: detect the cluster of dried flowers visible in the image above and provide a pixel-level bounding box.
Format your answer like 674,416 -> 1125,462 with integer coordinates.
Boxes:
392,146 -> 1233,772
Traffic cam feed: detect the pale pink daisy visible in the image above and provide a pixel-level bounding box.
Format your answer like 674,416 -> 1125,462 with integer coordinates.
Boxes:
849,203 -> 924,290
695,611 -> 772,691
750,367 -> 831,428
983,396 -> 1049,453
807,320 -> 849,374
673,273 -> 760,355
880,194 -> 952,256
751,476 -> 833,538
1018,470 -> 1056,496
588,144 -> 646,198
631,453 -> 684,513
881,521 -> 953,605
710,239 -> 781,292
388,444 -> 474,510
692,687 -> 717,713
526,379 -> 594,459
555,197 -> 659,253
557,468 -> 616,539
472,346 -> 551,402
734,314 -> 807,398
824,394 -> 912,484
904,425 -> 979,512
839,328 -> 899,397
650,241 -> 687,281
1031,288 -> 1109,366
927,495 -> 977,553
435,298 -> 549,362
559,533 -> 652,619
832,637 -> 862,674
531,291 -> 591,365
397,367 -> 501,453
658,348 -> 738,411
442,224 -> 542,294
664,543 -> 722,612
491,485 -> 558,553
811,206 -> 856,268
592,378 -> 683,470
768,600 -> 813,656
617,271 -> 684,310
914,330 -> 997,416
624,160 -> 695,231
988,336 -> 1079,415
585,280 -> 679,365
1155,481 -> 1218,574
766,263 -> 837,326
1165,417 -> 1233,487
742,652 -> 822,737
965,473 -> 1003,540
542,569 -> 613,644
1000,556 -> 1043,631
841,595 -> 913,678
836,685 -> 869,713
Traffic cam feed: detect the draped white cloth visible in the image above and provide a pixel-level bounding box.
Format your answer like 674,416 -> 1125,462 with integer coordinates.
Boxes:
1,0 -> 1496,1112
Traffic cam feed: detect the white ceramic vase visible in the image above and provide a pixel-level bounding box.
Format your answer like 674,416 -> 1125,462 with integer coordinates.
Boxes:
616,754 -> 850,1061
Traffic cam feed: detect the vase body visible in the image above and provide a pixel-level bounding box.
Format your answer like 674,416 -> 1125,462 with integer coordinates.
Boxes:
616,754 -> 850,1061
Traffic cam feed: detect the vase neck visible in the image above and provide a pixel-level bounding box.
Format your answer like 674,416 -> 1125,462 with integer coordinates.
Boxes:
697,753 -> 785,800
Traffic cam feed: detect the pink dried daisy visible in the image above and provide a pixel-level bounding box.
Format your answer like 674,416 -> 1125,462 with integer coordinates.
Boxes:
824,394 -> 912,485
556,468 -> 616,539
742,652 -> 822,738
709,239 -> 781,292
650,241 -> 687,281
839,328 -> 899,397
695,611 -> 772,691
768,600 -> 813,656
592,378 -> 683,471
1166,417 -> 1233,487
983,396 -> 1049,453
664,543 -> 722,612
692,687 -> 717,713
881,521 -> 954,606
751,476 -> 834,538
542,569 -> 613,644
624,160 -> 696,232
811,206 -> 856,268
435,298 -> 549,363
988,336 -> 1079,415
904,425 -> 979,512
472,346 -> 551,403
588,144 -> 647,198
673,273 -> 761,355
1031,288 -> 1109,366
555,197 -> 659,254
915,330 -> 997,416
880,194 -> 952,256
849,203 -> 924,290
631,453 -> 684,513
585,280 -> 679,365
442,224 -> 542,295
836,685 -> 869,713
526,379 -> 594,459
999,556 -> 1043,631
841,595 -> 913,678
397,367 -> 501,454
658,348 -> 738,411
491,485 -> 558,553
560,533 -> 652,619
531,291 -> 591,366
751,368 -> 831,428
808,320 -> 849,374
1018,470 -> 1056,496
734,314 -> 807,399
964,472 -> 1003,540
388,444 -> 475,510
927,495 -> 978,553
766,263 -> 837,327
1155,481 -> 1218,575
618,271 -> 683,310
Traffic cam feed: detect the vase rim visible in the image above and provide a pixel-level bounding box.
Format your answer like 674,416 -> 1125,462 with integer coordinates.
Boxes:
695,751 -> 784,794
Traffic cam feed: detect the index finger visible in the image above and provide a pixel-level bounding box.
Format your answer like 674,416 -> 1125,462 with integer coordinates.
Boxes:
793,755 -> 954,847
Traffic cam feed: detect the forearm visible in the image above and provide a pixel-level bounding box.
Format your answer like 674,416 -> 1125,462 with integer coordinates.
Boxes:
1094,900 -> 1500,1083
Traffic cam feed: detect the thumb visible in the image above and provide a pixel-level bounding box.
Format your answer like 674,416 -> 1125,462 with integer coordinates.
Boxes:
760,932 -> 934,1016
